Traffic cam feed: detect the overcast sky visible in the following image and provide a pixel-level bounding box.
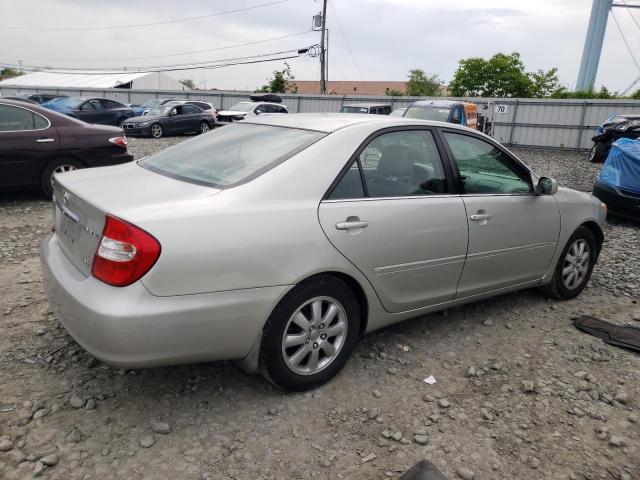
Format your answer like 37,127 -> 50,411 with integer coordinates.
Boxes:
3,0 -> 640,93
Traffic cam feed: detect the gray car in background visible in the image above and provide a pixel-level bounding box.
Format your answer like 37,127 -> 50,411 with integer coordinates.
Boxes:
41,114 -> 606,391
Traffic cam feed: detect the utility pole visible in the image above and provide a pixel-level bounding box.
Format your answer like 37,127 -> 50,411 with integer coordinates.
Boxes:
575,0 -> 613,91
320,0 -> 327,94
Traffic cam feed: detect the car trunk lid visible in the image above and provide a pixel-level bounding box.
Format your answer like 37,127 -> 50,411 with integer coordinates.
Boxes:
53,162 -> 219,277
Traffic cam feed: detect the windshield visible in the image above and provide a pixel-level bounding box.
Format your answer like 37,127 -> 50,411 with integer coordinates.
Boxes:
140,123 -> 325,187
404,106 -> 451,122
228,102 -> 255,112
340,106 -> 369,114
145,106 -> 171,117
57,97 -> 87,108
142,99 -> 166,108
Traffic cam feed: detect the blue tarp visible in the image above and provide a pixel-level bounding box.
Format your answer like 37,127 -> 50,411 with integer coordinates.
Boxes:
597,138 -> 640,195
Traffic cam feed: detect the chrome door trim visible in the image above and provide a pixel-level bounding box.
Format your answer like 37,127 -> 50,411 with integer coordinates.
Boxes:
36,138 -> 55,143
374,253 -> 466,275
465,241 -> 556,261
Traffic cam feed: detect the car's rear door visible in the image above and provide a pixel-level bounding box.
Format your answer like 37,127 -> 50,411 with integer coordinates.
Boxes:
318,127 -> 469,313
181,104 -> 202,131
76,99 -> 104,124
439,129 -> 560,298
0,103 -> 58,187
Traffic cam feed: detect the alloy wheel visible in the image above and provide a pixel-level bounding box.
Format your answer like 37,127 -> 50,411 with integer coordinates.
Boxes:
50,164 -> 77,187
200,122 -> 210,133
281,296 -> 348,376
151,124 -> 163,138
562,239 -> 590,290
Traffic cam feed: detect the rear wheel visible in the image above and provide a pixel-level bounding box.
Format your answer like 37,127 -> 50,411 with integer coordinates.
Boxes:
540,226 -> 597,300
199,121 -> 210,134
259,276 -> 361,391
40,158 -> 83,199
150,123 -> 163,138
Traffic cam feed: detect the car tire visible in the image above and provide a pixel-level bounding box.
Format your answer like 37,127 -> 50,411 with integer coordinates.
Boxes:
259,275 -> 361,391
41,158 -> 84,199
150,123 -> 163,138
540,226 -> 597,300
199,121 -> 210,134
589,142 -> 609,163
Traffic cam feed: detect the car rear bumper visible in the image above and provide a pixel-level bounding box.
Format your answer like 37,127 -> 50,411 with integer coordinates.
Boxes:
593,181 -> 640,221
41,234 -> 288,368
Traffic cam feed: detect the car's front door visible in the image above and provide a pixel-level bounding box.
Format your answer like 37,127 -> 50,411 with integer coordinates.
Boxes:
318,128 -> 469,313
76,99 -> 104,124
440,130 -> 561,298
0,104 -> 58,187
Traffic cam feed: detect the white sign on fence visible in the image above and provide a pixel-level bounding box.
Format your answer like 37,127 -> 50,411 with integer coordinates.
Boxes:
494,104 -> 508,114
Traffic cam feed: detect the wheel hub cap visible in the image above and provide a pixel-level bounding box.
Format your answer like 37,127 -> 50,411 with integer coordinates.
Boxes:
562,239 -> 590,290
281,296 -> 348,376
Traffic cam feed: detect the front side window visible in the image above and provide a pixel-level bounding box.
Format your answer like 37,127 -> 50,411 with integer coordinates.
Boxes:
141,123 -> 324,188
329,129 -> 449,199
443,132 -> 533,194
0,105 -> 45,131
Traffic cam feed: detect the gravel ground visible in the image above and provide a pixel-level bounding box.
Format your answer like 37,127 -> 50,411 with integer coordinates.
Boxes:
0,138 -> 638,480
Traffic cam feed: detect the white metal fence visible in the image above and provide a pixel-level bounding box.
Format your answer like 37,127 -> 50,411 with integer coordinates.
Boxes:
3,84 -> 640,150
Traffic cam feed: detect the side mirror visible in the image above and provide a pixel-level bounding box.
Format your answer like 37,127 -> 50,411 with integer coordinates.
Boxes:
255,108 -> 263,115
536,176 -> 558,195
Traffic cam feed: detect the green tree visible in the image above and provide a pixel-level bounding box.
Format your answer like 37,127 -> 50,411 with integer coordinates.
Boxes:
628,89 -> 640,99
256,63 -> 297,93
179,78 -> 197,90
0,67 -> 24,80
406,69 -> 441,96
551,85 -> 617,99
529,68 -> 563,97
449,52 -> 533,97
385,87 -> 404,96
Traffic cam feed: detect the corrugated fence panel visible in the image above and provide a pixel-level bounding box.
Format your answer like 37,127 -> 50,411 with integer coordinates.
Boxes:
2,84 -> 640,150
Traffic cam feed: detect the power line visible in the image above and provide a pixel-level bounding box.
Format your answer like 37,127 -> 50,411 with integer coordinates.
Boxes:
0,30 -> 315,63
327,0 -> 363,80
0,0 -> 288,31
621,0 -> 640,29
0,46 -> 316,75
611,8 -> 640,74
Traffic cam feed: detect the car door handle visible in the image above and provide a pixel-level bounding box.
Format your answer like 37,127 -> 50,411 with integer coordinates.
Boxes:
470,213 -> 492,221
36,138 -> 55,143
335,220 -> 369,230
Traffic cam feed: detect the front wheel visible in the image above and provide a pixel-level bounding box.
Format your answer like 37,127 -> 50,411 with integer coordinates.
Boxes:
150,123 -> 163,138
540,226 -> 597,300
41,158 -> 84,199
199,121 -> 210,134
259,276 -> 361,391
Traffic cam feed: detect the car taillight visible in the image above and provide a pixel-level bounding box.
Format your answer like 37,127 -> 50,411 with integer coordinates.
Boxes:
108,136 -> 127,148
91,215 -> 161,287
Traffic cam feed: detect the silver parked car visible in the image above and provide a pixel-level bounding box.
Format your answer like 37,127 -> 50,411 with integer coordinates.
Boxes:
41,114 -> 606,391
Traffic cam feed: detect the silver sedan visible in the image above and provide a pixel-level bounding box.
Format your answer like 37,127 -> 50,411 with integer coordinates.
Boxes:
41,114 -> 607,391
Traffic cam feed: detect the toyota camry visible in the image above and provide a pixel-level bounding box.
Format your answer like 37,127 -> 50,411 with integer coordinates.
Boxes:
41,114 -> 606,391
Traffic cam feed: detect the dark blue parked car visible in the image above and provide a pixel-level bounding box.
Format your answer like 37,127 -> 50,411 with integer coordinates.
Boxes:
43,97 -> 133,127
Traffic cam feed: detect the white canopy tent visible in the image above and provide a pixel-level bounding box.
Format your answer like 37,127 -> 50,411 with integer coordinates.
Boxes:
0,71 -> 183,90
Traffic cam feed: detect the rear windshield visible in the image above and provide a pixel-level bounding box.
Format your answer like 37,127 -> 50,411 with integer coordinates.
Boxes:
229,102 -> 255,112
340,106 -> 369,113
404,106 -> 451,122
140,123 -> 325,188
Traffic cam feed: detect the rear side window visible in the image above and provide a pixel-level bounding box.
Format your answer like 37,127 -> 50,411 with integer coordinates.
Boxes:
0,105 -> 47,131
328,129 -> 449,199
141,123 -> 325,188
